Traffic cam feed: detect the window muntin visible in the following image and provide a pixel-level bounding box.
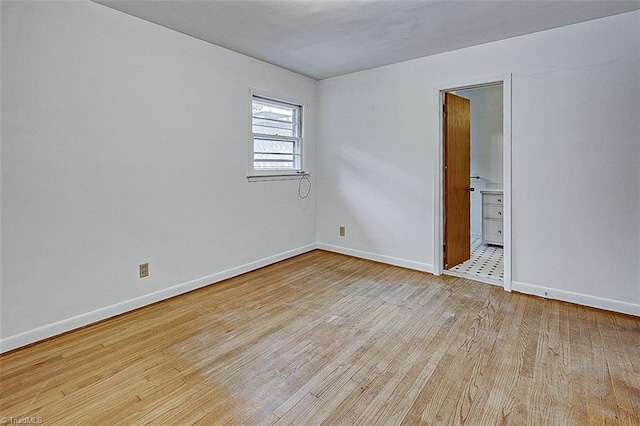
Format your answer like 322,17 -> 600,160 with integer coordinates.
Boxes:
251,95 -> 302,173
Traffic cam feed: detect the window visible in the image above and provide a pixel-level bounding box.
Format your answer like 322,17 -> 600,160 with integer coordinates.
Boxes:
251,94 -> 303,175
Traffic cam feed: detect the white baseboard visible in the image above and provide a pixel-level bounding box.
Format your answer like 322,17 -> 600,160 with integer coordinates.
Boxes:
512,280 -> 639,317
4,246 -> 636,353
317,243 -> 433,273
0,243 -> 318,353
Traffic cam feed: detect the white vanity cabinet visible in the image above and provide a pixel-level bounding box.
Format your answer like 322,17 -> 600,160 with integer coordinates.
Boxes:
481,190 -> 503,246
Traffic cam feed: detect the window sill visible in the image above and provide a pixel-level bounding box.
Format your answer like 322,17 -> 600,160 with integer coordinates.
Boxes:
247,173 -> 308,182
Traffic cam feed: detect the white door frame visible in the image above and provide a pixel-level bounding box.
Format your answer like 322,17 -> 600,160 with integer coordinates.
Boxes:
432,74 -> 512,292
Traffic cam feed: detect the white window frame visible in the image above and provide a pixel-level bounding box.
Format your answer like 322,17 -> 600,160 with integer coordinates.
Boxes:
248,91 -> 304,180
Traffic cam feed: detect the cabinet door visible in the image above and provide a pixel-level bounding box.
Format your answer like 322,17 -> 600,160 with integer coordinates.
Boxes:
483,219 -> 503,245
484,205 -> 503,220
483,193 -> 503,205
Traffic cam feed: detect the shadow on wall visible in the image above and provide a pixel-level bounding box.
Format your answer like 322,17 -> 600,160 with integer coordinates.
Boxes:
336,145 -> 422,253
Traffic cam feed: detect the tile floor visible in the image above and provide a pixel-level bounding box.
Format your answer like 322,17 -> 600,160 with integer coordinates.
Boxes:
447,237 -> 504,285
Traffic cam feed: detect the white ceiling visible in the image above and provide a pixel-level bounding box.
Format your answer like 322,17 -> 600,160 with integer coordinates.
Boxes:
95,0 -> 640,80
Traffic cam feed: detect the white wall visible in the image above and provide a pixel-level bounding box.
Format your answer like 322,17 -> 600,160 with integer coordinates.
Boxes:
1,1 -> 317,351
2,4 -> 638,353
457,86 -> 503,238
317,11 -> 640,315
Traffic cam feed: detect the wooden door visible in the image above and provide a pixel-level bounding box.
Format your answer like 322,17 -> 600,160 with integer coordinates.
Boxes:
444,92 -> 471,269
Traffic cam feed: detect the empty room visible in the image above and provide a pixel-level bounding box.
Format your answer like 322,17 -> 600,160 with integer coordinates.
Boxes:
1,1 -> 639,424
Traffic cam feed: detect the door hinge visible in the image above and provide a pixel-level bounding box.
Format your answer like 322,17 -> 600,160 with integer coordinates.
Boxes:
443,104 -> 447,115
443,243 -> 447,253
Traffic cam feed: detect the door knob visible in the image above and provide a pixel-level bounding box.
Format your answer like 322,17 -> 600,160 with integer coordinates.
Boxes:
467,187 -> 475,192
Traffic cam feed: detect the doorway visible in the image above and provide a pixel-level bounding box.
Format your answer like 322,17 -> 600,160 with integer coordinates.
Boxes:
433,75 -> 512,291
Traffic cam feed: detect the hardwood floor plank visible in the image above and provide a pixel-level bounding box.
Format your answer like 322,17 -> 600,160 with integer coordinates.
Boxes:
1,250 -> 638,425
400,280 -> 492,424
466,293 -> 525,425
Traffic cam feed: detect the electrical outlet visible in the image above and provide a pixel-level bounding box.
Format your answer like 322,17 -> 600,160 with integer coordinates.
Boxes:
139,263 -> 149,278
339,226 -> 346,237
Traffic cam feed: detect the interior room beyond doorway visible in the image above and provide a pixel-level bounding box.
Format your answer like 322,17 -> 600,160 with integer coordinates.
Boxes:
444,84 -> 504,286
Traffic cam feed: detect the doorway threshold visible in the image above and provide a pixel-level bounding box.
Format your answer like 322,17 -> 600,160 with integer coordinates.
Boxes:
443,269 -> 502,287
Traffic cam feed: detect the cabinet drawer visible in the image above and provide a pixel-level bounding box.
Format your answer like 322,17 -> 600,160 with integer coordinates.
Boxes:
484,205 -> 503,219
483,219 -> 503,245
483,194 -> 503,204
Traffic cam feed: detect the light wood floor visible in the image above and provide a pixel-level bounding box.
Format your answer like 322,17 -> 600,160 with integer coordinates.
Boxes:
1,250 -> 639,425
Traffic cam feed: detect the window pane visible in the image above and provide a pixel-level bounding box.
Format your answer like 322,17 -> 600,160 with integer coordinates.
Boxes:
254,154 -> 300,170
252,100 -> 295,122
252,98 -> 299,137
253,138 -> 300,170
251,95 -> 302,172
254,139 -> 297,154
252,118 -> 295,137
254,154 -> 296,170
